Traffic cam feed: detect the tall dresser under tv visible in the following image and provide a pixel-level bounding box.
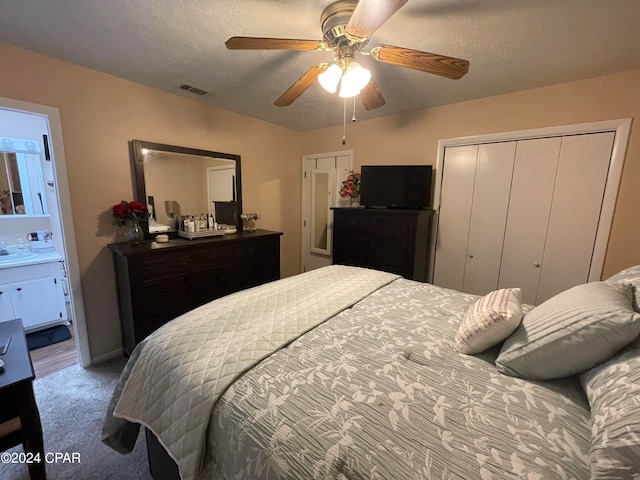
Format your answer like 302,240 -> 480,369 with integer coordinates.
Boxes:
332,208 -> 433,282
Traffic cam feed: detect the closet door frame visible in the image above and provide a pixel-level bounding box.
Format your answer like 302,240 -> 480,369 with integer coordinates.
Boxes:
429,118 -> 631,283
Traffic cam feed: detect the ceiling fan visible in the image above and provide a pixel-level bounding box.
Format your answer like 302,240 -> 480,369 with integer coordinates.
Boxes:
225,0 -> 469,110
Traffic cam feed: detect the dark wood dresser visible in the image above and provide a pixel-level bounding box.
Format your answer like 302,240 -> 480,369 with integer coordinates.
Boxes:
332,208 -> 433,282
108,229 -> 282,355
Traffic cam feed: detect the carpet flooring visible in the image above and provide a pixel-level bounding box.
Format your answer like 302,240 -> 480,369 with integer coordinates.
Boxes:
2,357 -> 151,480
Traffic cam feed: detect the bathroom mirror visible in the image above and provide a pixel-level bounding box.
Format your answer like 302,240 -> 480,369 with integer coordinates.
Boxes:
0,149 -> 48,216
131,140 -> 243,234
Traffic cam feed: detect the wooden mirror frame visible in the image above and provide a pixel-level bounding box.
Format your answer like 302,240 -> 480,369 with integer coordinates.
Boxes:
130,139 -> 243,236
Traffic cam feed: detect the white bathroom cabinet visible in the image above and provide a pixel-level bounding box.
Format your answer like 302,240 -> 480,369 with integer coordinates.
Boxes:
0,258 -> 67,332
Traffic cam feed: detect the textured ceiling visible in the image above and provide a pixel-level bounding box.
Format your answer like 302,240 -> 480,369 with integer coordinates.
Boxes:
1,0 -> 639,131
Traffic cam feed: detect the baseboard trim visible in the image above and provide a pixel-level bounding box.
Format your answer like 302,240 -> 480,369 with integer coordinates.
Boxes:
91,349 -> 124,365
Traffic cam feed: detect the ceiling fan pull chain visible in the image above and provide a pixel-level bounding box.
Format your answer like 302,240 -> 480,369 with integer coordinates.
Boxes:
342,97 -> 347,145
352,96 -> 357,122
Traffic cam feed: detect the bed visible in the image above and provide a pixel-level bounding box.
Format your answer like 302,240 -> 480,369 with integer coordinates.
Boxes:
102,264 -> 640,480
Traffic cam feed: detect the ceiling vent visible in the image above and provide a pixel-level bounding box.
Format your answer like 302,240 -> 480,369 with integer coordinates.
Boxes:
179,84 -> 209,96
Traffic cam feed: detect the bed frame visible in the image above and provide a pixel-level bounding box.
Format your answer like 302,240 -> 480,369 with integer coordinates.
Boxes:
145,429 -> 180,480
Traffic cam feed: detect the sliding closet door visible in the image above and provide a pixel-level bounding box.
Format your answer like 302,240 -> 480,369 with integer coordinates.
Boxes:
535,132 -> 614,303
433,145 -> 478,291
462,142 -> 516,295
498,137 -> 561,304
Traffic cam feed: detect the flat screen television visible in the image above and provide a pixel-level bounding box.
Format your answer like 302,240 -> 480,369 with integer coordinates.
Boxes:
359,165 -> 432,209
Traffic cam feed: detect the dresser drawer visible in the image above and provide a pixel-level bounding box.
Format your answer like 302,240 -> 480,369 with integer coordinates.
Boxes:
138,250 -> 189,282
135,277 -> 188,310
242,259 -> 280,287
334,211 -> 371,233
240,237 -> 279,260
134,304 -> 191,343
185,267 -> 243,305
188,242 -> 241,271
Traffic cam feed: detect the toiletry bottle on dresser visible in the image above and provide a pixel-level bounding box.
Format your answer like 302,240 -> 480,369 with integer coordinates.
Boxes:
193,215 -> 199,232
207,213 -> 214,229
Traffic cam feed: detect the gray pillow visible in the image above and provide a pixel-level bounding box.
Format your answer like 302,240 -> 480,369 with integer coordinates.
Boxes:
605,264 -> 640,312
580,337 -> 640,479
495,282 -> 640,380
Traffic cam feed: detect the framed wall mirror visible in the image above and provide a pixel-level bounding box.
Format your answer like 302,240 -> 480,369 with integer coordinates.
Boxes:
131,140 -> 243,235
0,137 -> 48,216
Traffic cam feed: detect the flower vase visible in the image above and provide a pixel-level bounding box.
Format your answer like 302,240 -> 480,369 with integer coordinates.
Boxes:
349,196 -> 360,208
127,220 -> 144,244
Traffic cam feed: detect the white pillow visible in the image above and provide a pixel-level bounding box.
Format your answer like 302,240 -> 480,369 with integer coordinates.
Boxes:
605,264 -> 640,312
454,288 -> 523,354
496,282 -> 640,380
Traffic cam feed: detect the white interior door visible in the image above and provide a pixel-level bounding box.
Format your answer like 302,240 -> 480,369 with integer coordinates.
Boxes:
207,166 -> 235,214
302,151 -> 351,272
535,132 -> 615,303
498,137 -> 562,304
462,141 -> 517,295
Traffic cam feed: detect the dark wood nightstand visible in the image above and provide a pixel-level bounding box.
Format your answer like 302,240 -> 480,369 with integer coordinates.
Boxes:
0,318 -> 46,480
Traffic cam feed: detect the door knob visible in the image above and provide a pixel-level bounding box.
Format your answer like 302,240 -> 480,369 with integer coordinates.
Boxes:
533,262 -> 541,268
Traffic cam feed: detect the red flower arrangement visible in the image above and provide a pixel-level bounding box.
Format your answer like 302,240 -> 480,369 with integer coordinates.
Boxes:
111,200 -> 149,226
339,170 -> 362,198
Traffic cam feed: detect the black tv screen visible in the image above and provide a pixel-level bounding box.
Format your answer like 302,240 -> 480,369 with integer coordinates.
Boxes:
360,165 -> 432,208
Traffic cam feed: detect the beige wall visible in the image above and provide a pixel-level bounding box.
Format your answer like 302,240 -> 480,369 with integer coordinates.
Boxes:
302,69 -> 640,278
0,43 -> 303,361
1,39 -> 638,362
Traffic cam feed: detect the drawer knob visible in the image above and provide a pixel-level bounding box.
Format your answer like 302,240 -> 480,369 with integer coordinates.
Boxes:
533,262 -> 541,268
16,287 -> 22,291
468,253 -> 474,258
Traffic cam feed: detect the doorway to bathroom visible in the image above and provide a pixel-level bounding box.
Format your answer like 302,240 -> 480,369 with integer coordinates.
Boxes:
0,97 -> 89,374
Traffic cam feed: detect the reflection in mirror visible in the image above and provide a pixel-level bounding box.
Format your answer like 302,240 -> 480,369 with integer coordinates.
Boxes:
0,151 -> 47,216
131,140 -> 243,234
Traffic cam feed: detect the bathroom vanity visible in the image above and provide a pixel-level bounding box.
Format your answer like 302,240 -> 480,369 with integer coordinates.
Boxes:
108,230 -> 282,355
0,252 -> 68,332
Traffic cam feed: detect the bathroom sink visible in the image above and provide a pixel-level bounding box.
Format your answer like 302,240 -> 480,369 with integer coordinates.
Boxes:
0,252 -> 38,263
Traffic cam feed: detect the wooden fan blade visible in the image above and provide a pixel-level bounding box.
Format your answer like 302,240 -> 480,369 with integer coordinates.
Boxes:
274,64 -> 327,107
360,79 -> 385,110
371,45 -> 469,79
225,36 -> 327,51
346,0 -> 408,40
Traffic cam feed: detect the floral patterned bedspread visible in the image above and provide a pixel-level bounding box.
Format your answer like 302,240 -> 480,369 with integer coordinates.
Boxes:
205,279 -> 591,480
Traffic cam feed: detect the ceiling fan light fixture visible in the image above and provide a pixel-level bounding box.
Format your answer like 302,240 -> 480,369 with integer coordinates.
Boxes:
338,81 -> 361,98
318,63 -> 343,93
338,61 -> 371,98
